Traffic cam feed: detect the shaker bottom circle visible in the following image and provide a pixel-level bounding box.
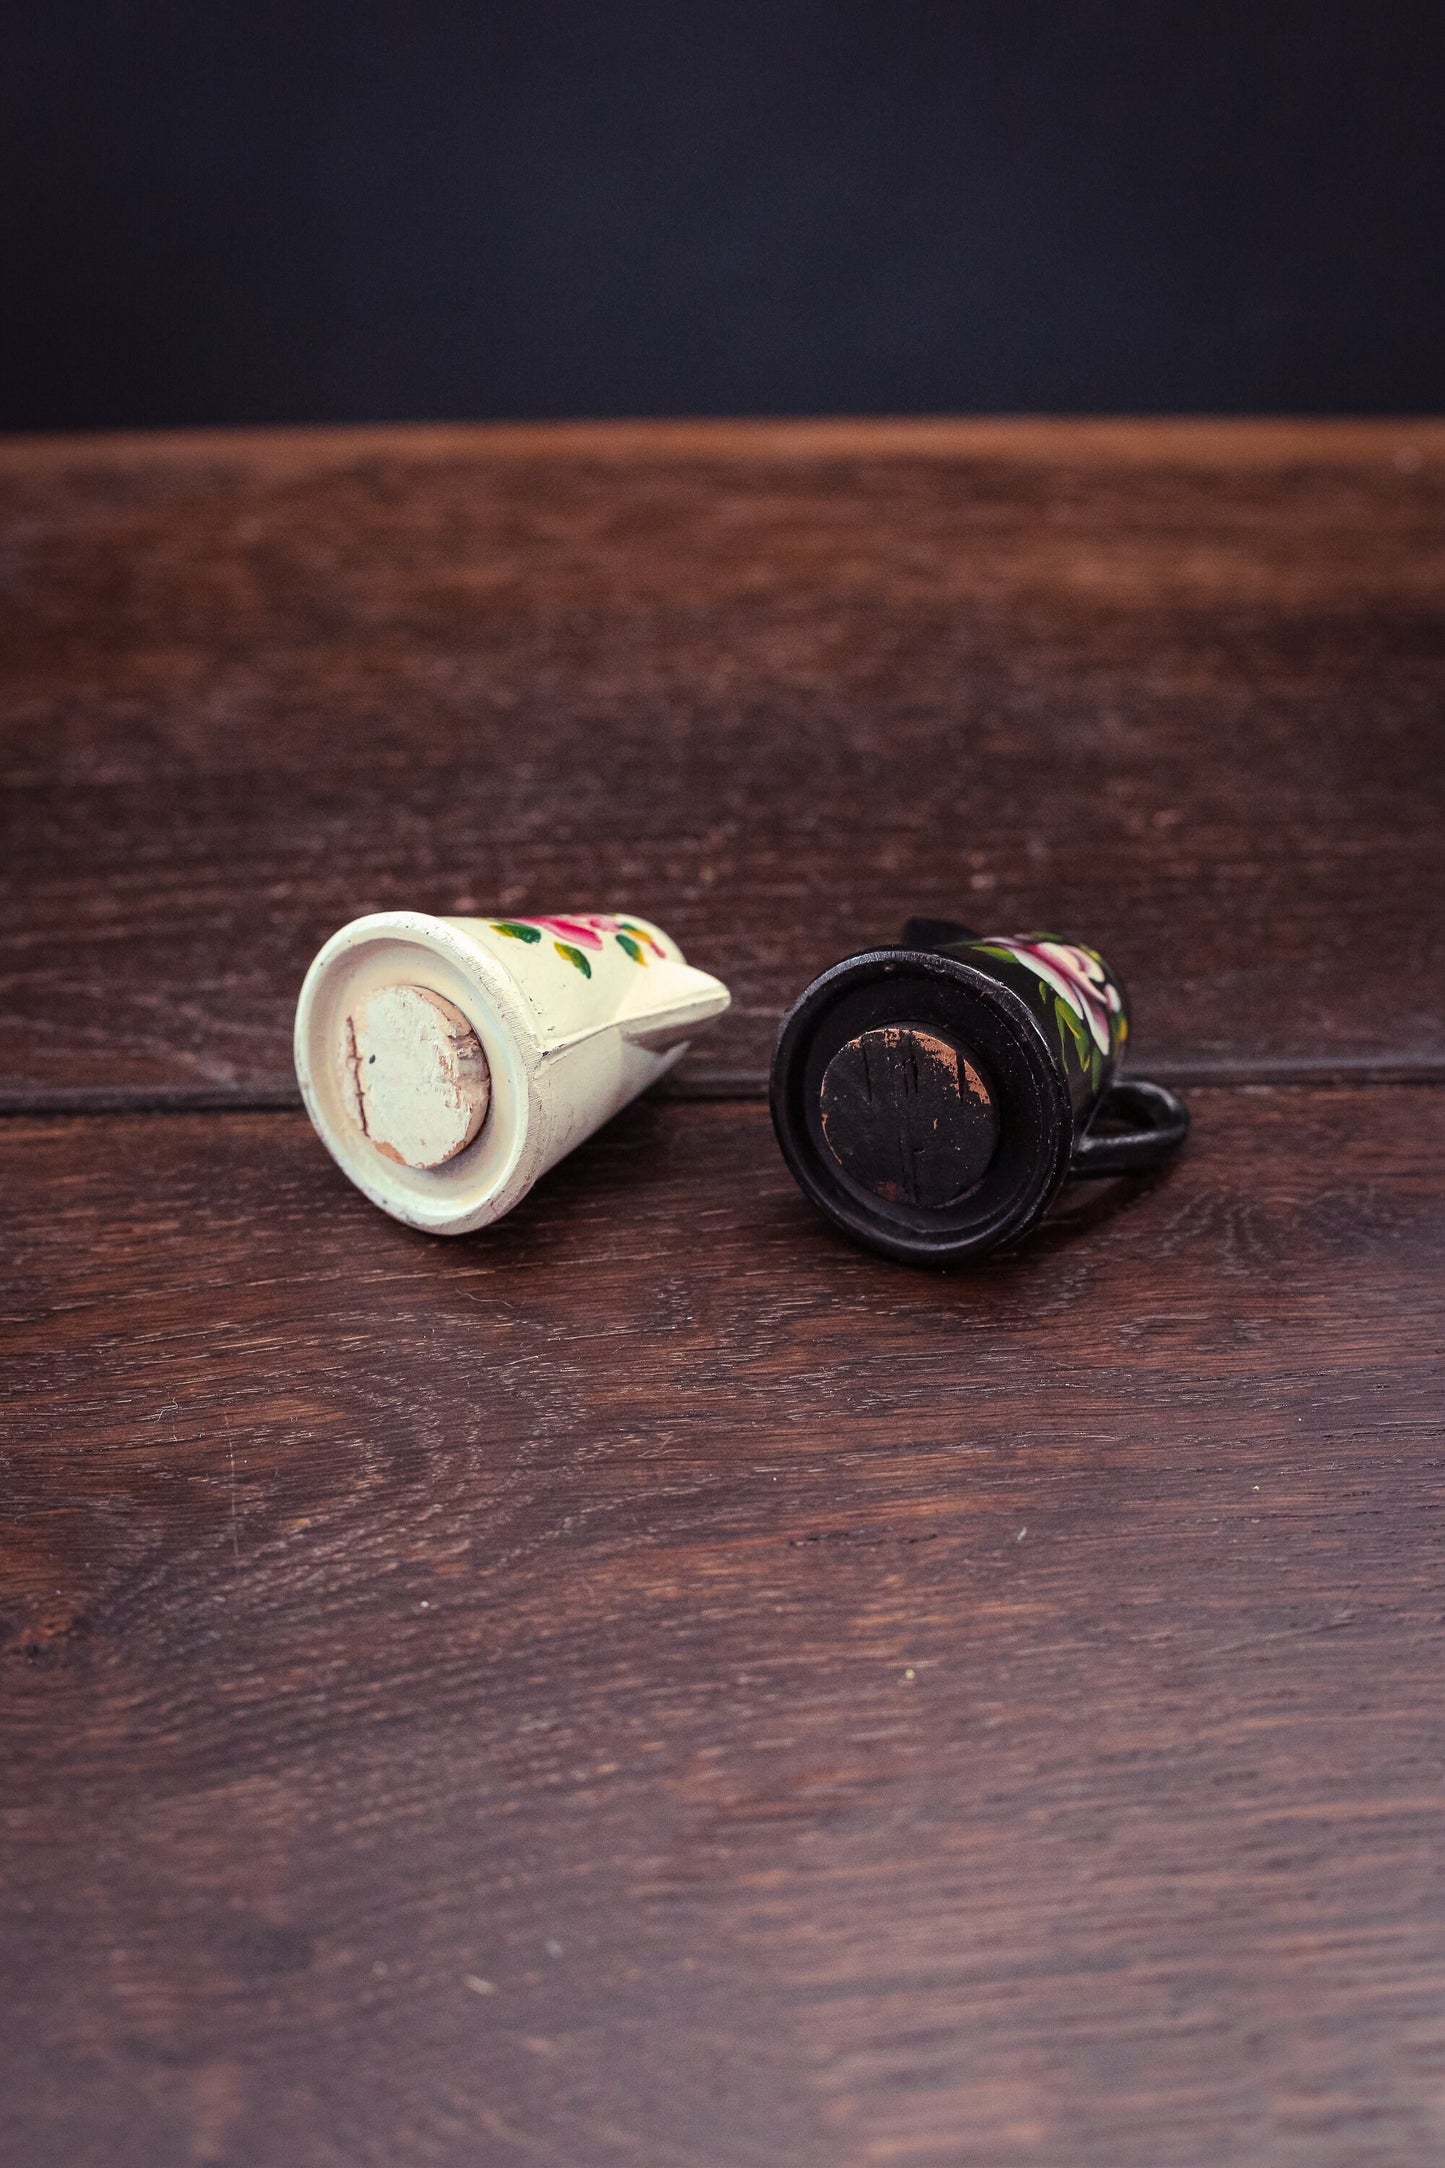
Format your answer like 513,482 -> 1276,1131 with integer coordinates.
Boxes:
770,950 -> 1075,1266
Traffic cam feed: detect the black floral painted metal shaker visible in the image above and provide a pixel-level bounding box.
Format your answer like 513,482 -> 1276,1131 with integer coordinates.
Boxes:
770,917 -> 1189,1266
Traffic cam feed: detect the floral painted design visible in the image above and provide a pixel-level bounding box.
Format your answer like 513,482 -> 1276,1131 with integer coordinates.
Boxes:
489,913 -> 667,979
974,935 -> 1126,1087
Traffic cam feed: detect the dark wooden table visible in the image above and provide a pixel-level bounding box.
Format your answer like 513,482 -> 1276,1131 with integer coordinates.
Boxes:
3,419 -> 1443,2168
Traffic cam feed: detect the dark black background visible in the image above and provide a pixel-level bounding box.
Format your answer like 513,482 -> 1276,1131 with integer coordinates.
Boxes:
4,0 -> 1442,431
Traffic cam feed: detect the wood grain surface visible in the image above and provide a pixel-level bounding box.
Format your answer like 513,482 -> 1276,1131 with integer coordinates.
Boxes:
3,421 -> 1444,2168
3,1090 -> 1444,2168
2,420 -> 1443,1101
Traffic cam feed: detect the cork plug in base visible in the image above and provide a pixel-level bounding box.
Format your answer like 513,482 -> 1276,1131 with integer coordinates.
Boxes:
342,985 -> 491,1168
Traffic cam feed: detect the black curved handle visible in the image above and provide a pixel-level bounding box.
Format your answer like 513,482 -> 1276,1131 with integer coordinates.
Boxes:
1069,1078 -> 1190,1178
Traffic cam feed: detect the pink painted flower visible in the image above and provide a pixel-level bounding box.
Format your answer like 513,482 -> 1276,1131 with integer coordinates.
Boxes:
984,936 -> 1122,1056
488,913 -> 667,973
529,914 -> 608,950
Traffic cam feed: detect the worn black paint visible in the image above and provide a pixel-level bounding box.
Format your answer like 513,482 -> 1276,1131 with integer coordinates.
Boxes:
819,1027 -> 1000,1208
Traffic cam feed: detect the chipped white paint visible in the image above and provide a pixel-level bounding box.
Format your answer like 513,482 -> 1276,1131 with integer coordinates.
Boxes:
343,984 -> 491,1169
294,909 -> 731,1235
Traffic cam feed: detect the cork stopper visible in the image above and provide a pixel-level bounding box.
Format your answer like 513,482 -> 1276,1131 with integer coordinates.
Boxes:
819,1025 -> 999,1207
342,985 -> 491,1169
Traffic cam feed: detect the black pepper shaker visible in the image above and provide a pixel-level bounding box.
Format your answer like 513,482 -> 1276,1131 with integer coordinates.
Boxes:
770,917 -> 1188,1266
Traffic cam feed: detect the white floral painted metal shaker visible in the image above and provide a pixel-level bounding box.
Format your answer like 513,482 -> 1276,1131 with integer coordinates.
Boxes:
294,911 -> 730,1233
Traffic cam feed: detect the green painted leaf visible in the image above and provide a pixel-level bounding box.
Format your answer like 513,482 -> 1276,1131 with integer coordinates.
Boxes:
555,941 -> 591,977
1055,994 -> 1092,1070
615,933 -> 644,963
491,919 -> 541,943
